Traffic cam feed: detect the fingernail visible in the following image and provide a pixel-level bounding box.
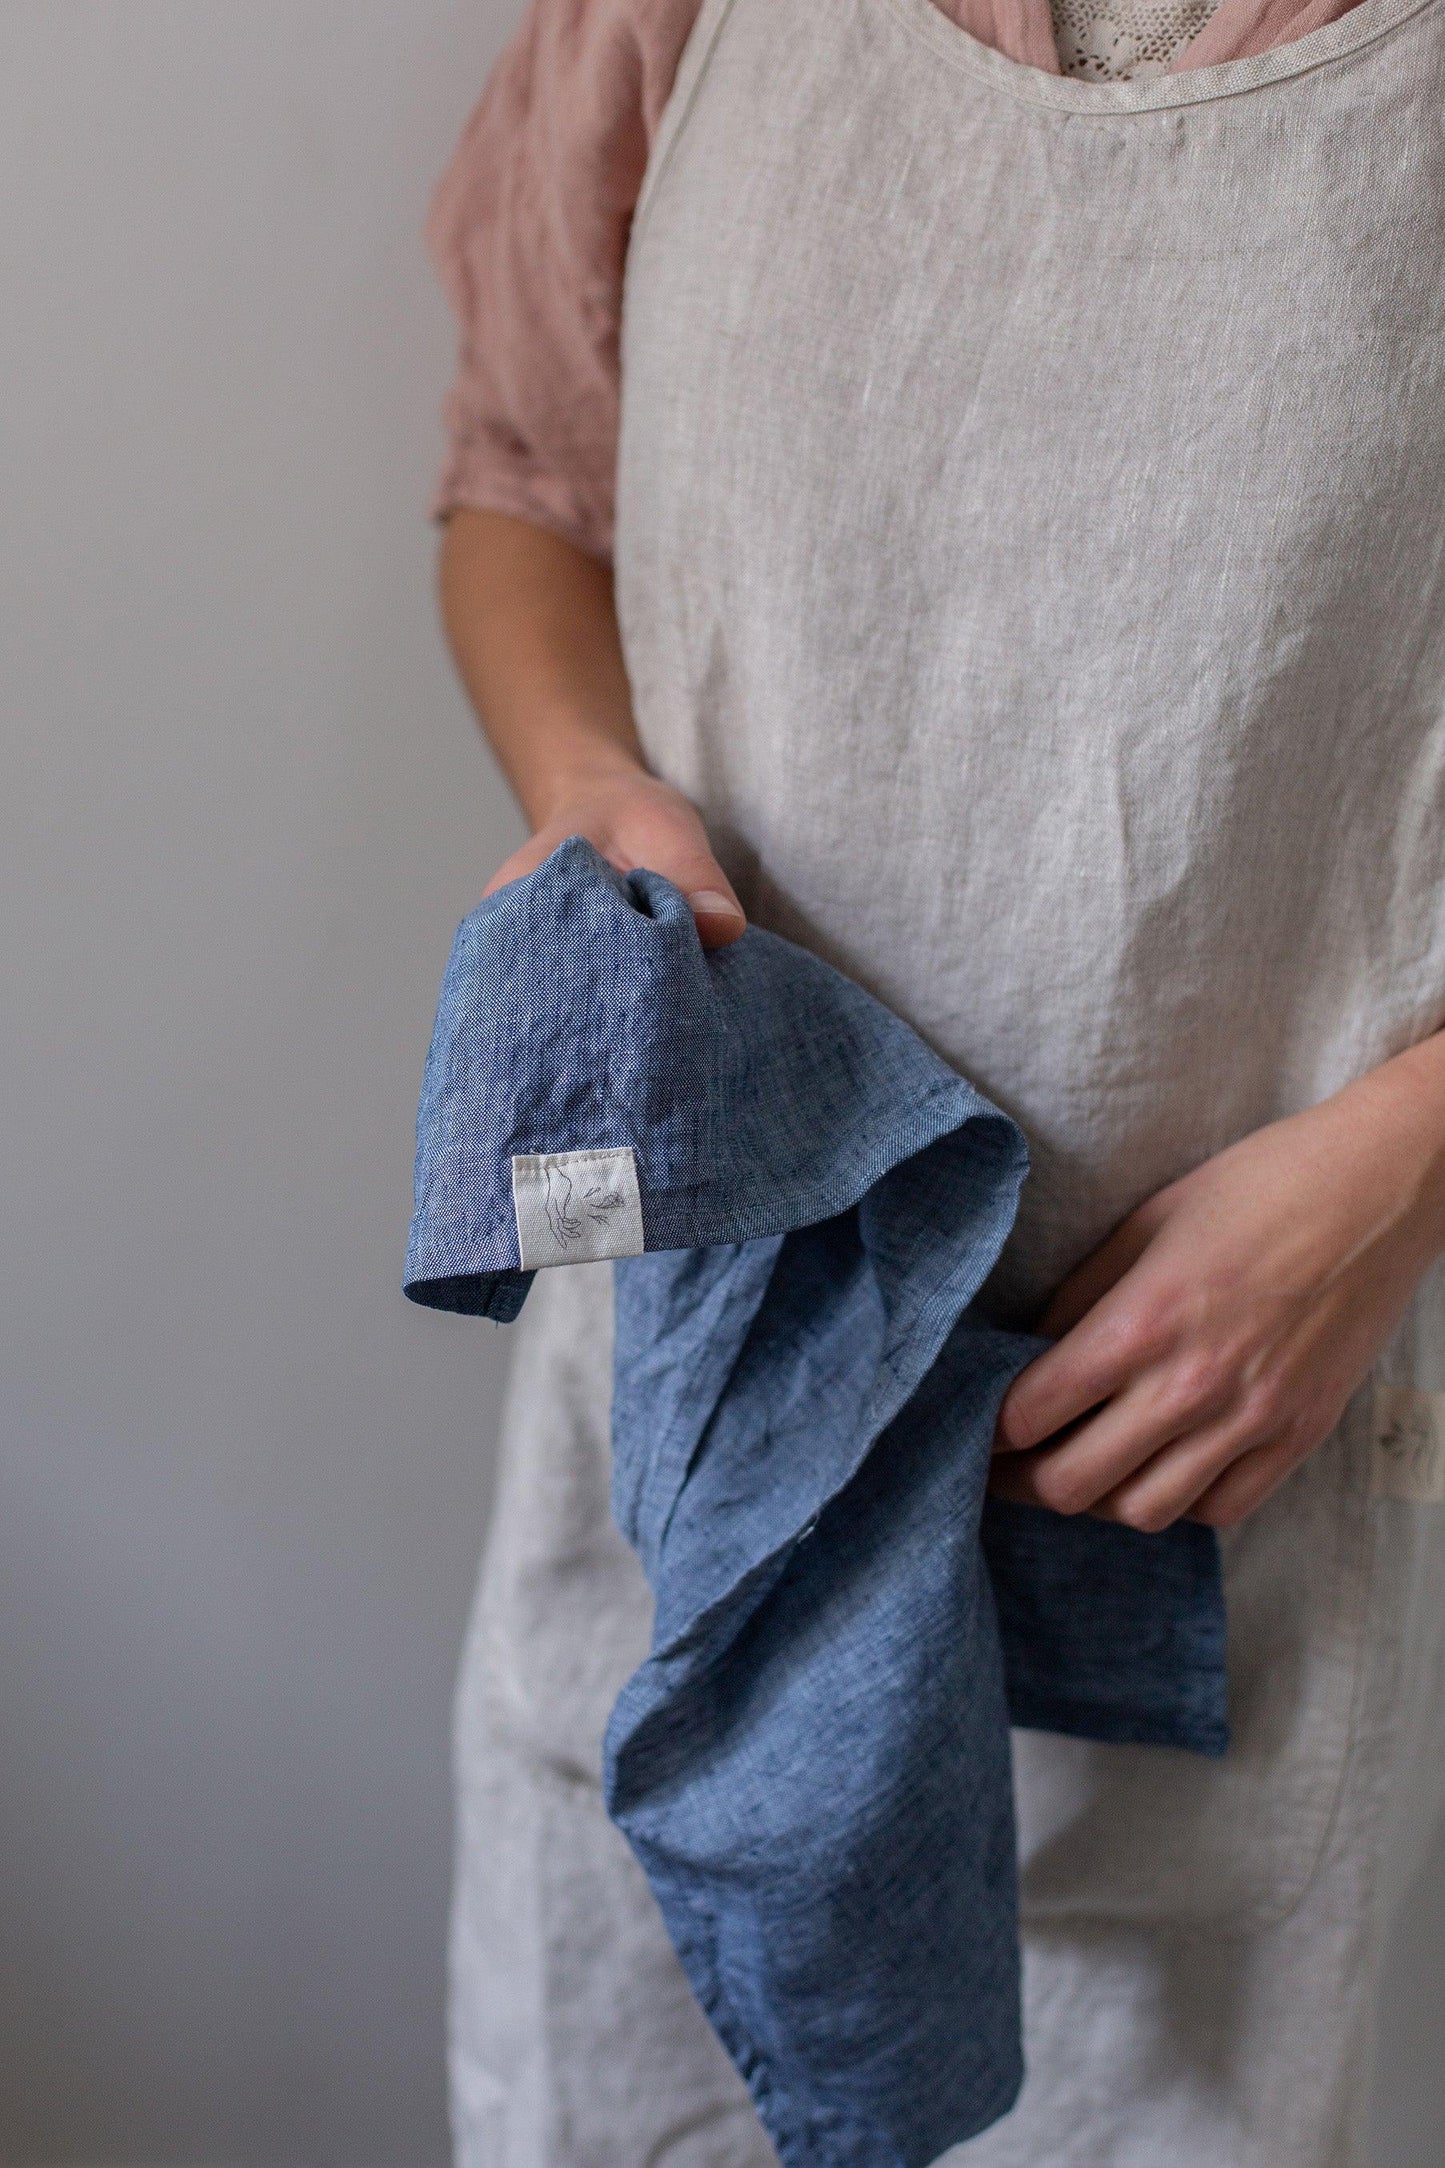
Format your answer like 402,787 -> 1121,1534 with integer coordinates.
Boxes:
687,890 -> 744,921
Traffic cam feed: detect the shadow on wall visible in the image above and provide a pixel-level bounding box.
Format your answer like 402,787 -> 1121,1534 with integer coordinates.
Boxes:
0,2 -> 527,2160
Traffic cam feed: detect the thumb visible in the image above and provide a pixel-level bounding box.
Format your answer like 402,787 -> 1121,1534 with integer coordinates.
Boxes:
647,833 -> 747,949
683,878 -> 747,949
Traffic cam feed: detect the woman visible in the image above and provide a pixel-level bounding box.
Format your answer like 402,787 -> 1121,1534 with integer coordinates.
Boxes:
426,2 -> 1445,2161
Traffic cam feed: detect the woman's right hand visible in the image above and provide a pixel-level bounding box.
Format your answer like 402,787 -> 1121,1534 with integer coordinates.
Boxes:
483,763 -> 747,948
437,510 -> 745,948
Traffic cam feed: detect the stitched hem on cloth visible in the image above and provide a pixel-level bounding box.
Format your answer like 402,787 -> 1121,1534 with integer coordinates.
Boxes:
1008,1691 -> 1228,1755
646,1870 -> 1026,2168
404,1075 -> 1006,1319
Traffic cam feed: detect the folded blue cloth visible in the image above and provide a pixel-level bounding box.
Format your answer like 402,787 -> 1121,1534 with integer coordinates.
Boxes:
405,837 -> 1228,2168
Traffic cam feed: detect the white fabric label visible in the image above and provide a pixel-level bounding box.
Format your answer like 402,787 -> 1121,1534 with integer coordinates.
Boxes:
1371,1384 -> 1445,1504
511,1147 -> 645,1271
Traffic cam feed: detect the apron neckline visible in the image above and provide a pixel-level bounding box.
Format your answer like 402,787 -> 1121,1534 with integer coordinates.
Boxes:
877,0 -> 1439,113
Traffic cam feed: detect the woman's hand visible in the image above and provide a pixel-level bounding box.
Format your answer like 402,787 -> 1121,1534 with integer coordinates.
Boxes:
483,763 -> 746,947
991,1040 -> 1445,1531
437,507 -> 745,946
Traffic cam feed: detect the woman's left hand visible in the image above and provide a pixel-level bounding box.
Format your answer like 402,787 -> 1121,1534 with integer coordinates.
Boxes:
991,1039 -> 1445,1531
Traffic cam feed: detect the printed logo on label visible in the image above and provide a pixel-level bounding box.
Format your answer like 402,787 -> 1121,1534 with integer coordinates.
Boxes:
1372,1383 -> 1445,1505
511,1146 -> 645,1271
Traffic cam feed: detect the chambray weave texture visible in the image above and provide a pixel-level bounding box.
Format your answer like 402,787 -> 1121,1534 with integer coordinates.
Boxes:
595,5 -> 1445,2160
404,833 -> 1027,1322
406,839 -> 1227,2167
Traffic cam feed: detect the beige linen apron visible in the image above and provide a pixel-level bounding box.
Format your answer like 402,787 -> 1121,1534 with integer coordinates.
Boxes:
450,3 -> 1445,2161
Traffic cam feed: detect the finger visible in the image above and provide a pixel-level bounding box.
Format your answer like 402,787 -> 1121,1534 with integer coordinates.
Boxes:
994,1290 -> 1153,1453
613,817 -> 747,949
1035,1214 -> 1155,1340
992,1369 -> 1206,1512
482,825 -> 747,948
686,887 -> 747,948
1086,1408 -> 1268,1532
990,1447 -> 1080,1509
655,845 -> 746,948
1186,1429 -> 1308,1529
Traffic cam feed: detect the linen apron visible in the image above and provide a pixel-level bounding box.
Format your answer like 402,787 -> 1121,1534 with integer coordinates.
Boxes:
449,2 -> 1445,2161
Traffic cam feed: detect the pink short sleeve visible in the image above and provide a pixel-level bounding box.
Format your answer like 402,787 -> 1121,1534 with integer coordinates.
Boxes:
425,0 -> 703,560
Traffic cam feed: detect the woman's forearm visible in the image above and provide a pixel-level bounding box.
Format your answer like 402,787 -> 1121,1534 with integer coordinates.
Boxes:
437,507 -> 647,824
437,506 -> 745,939
1349,1025 -> 1445,1265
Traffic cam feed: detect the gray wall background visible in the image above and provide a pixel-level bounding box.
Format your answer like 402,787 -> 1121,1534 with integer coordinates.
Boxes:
0,4 -> 1440,2163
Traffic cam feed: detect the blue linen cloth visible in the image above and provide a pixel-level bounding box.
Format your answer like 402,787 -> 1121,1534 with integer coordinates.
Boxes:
405,837 -> 1228,2168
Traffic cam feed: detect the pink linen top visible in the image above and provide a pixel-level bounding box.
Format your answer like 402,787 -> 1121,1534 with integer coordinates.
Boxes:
426,0 -> 1365,560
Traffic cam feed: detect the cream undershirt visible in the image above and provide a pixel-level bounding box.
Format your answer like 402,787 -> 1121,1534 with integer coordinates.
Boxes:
1051,0 -> 1221,76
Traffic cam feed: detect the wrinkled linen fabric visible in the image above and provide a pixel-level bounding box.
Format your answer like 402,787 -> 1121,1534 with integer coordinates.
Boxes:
433,2 -> 1445,2162
449,1265 -> 1445,2168
423,0 -> 1367,552
406,836 -> 1227,2165
579,3 -> 1445,2162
